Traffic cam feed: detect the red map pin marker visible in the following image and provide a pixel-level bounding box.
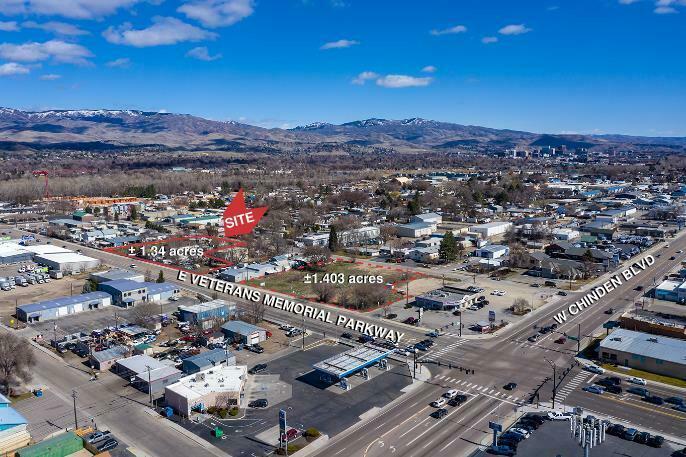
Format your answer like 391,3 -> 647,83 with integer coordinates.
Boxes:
222,189 -> 268,237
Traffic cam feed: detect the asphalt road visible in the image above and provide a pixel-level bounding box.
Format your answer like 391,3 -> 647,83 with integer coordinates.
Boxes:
4,224 -> 686,457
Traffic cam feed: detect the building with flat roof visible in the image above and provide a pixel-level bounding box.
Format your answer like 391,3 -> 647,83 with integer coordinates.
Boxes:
396,222 -> 436,238
475,244 -> 509,259
0,393 -> 31,455
90,268 -> 145,284
89,345 -> 131,371
99,279 -> 148,307
165,365 -> 247,417
33,252 -> 101,272
221,320 -> 267,345
114,354 -> 182,394
178,299 -> 235,330
469,221 -> 512,238
415,286 -> 477,311
17,292 -> 112,323
655,279 -> 686,303
181,348 -> 235,374
598,329 -> 686,379
0,242 -> 32,264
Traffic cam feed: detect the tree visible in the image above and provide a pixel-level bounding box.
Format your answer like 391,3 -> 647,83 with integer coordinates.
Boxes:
247,298 -> 266,324
127,302 -> 159,329
302,246 -> 331,270
342,284 -> 390,310
82,278 -> 98,293
439,232 -> 457,262
511,297 -> 531,315
328,226 -> 339,252
157,270 -> 165,283
0,332 -> 36,396
130,205 -> 138,221
144,269 -> 154,282
407,191 -> 421,215
313,282 -> 337,303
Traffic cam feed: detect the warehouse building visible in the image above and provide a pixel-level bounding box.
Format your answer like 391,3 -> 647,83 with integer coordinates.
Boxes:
0,393 -> 31,455
181,348 -> 235,374
89,345 -> 131,371
165,365 -> 247,417
15,431 -> 83,457
469,221 -> 512,238
599,329 -> 686,379
99,279 -> 148,307
178,299 -> 236,329
221,320 -> 267,345
396,222 -> 436,238
33,252 -> 101,273
0,242 -> 32,264
114,354 -> 182,394
475,244 -> 510,259
147,282 -> 180,302
17,292 -> 112,323
90,268 -> 145,284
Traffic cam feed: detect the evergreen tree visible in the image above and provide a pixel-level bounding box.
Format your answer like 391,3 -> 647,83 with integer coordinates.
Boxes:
439,231 -> 457,262
407,191 -> 421,215
157,270 -> 165,283
328,226 -> 339,251
130,206 -> 138,221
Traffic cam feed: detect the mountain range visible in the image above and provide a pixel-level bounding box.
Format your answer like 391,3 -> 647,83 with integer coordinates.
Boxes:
1,107 -> 684,153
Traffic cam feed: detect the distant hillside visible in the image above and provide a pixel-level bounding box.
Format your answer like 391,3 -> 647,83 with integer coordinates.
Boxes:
1,107 -> 684,153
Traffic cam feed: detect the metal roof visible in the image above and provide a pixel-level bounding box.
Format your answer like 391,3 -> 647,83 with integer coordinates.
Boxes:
92,345 -> 130,363
183,348 -> 233,368
0,407 -> 28,427
18,292 -> 110,314
100,279 -> 147,292
221,320 -> 266,335
600,329 -> 686,365
146,282 -> 178,295
313,343 -> 395,378
179,299 -> 234,314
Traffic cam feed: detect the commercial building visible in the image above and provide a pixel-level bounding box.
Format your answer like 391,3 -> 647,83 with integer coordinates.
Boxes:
313,343 -> 395,381
0,242 -> 32,264
146,282 -> 180,303
178,299 -> 235,330
90,268 -> 145,284
181,348 -> 236,374
99,279 -> 148,307
415,286 -> 477,311
475,244 -> 509,259
406,246 -> 439,263
0,393 -> 31,455
89,345 -> 131,371
15,431 -> 83,457
221,320 -> 267,345
396,222 -> 436,238
411,212 -> 442,225
598,329 -> 686,379
469,221 -> 512,238
114,354 -> 182,394
34,252 -> 101,273
165,365 -> 247,417
654,279 -> 686,303
17,292 -> 112,323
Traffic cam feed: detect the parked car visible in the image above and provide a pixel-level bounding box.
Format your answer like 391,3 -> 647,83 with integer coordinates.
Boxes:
487,445 -> 515,456
248,363 -> 267,375
509,428 -> 530,439
607,424 -> 626,436
503,382 -> 517,390
605,384 -> 622,394
430,398 -> 447,408
248,345 -> 264,354
432,408 -> 448,419
557,291 -> 568,296
644,395 -> 664,405
665,396 -> 685,406
627,386 -> 649,396
623,428 -> 639,441
634,431 -> 650,444
582,386 -> 604,395
500,432 -> 524,443
85,431 -> 112,444
547,411 -> 572,420
647,435 -> 664,448
674,405 -> 686,413
627,376 -> 647,385
248,399 -> 268,408
583,364 -> 605,374
282,428 -> 299,441
96,439 -> 119,452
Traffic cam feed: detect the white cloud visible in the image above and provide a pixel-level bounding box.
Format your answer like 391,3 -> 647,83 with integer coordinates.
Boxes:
351,71 -> 378,85
103,17 -> 217,47
22,21 -> 89,36
498,24 -> 532,35
0,21 -> 20,31
3,0 -> 144,19
0,62 -> 30,76
320,39 -> 359,50
430,25 -> 467,36
654,5 -> 677,11
481,36 -> 498,44
186,46 -> 221,60
0,40 -> 92,65
178,0 -> 254,28
40,73 -> 61,80
376,74 -> 433,88
421,65 -> 436,73
618,0 -> 639,4
106,57 -> 130,67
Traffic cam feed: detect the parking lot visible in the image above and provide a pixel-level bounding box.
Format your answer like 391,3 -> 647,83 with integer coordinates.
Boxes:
478,415 -> 679,456
172,343 -> 412,456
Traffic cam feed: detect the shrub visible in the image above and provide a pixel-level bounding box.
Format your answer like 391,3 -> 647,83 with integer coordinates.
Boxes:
229,407 -> 239,416
207,406 -> 217,415
219,409 -> 228,418
304,427 -> 320,438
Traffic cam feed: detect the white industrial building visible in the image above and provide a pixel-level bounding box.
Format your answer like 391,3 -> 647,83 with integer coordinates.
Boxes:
552,228 -> 581,241
396,222 -> 436,238
17,292 -> 112,323
34,252 -> 101,272
165,365 -> 247,417
469,221 -> 512,238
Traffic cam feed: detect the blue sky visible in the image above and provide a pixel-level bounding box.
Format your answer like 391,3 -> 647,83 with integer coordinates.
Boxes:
0,0 -> 685,136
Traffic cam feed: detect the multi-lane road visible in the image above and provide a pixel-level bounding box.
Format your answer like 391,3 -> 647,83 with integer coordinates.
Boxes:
3,224 -> 686,456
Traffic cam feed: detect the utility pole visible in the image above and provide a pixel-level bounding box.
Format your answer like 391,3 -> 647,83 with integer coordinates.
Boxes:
146,365 -> 153,406
53,321 -> 57,350
546,358 -> 557,409
577,323 -> 581,353
301,314 -> 305,351
71,390 -> 78,429
405,273 -> 409,305
459,310 -> 463,337
413,350 -> 417,379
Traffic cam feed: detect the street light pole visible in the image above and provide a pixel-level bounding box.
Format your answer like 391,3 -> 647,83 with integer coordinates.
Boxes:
71,390 -> 78,429
146,365 -> 153,406
545,358 -> 557,409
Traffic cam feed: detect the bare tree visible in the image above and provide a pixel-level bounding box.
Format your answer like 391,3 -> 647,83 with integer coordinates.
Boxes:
127,302 -> 159,329
247,299 -> 265,324
511,297 -> 531,315
0,332 -> 36,396
312,282 -> 337,303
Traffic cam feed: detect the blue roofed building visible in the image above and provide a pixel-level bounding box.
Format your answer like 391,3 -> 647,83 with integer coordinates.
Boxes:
0,393 -> 31,454
146,282 -> 180,303
17,292 -> 112,323
99,279 -> 148,307
178,299 -> 235,330
182,348 -> 236,374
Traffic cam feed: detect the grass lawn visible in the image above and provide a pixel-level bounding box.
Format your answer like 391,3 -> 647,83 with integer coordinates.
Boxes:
246,261 -> 413,307
598,363 -> 686,389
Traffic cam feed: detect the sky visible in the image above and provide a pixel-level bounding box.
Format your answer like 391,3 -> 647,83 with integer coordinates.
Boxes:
0,0 -> 685,136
